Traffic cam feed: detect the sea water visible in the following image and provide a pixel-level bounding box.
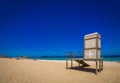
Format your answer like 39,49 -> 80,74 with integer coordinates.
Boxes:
34,56 -> 120,62
5,55 -> 120,62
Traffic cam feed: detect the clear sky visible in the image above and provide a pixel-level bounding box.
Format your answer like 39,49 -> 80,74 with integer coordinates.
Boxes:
0,0 -> 120,56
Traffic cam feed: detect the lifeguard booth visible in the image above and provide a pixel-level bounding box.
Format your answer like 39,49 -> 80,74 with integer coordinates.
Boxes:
66,32 -> 103,75
84,32 -> 101,59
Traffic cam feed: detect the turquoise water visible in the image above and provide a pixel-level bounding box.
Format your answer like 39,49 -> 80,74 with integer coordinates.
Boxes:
5,55 -> 120,62
30,56 -> 120,62
103,57 -> 120,62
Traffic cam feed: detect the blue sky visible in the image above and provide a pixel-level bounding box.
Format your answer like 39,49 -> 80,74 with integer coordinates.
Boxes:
0,0 -> 120,56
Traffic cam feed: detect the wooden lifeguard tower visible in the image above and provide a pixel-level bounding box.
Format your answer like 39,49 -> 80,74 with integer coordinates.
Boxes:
66,32 -> 103,75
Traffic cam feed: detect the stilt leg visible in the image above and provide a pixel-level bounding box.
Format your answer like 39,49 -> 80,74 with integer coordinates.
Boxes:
79,60 -> 80,66
99,59 -> 100,72
71,59 -> 73,68
96,60 -> 98,75
102,59 -> 103,71
66,59 -> 68,69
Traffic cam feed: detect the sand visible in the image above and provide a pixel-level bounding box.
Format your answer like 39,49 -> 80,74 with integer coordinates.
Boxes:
0,58 -> 120,83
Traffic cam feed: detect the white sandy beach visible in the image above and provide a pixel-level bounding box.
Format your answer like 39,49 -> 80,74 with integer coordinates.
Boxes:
0,58 -> 120,83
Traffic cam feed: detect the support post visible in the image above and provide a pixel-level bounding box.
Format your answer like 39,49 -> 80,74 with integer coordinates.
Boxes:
99,59 -> 100,72
96,60 -> 98,75
66,59 -> 68,69
79,60 -> 80,67
102,59 -> 103,71
71,59 -> 73,68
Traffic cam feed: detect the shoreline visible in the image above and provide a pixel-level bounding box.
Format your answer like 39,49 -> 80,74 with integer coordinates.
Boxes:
0,57 -> 120,63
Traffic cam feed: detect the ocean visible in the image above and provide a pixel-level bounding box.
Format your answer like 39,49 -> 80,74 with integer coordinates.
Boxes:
27,56 -> 120,62
3,55 -> 120,62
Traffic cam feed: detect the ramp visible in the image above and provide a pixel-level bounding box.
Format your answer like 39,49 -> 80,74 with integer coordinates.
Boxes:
74,60 -> 90,67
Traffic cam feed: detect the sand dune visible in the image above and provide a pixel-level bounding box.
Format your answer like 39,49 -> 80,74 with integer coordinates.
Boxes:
0,58 -> 120,83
